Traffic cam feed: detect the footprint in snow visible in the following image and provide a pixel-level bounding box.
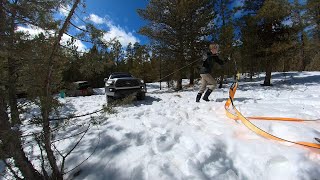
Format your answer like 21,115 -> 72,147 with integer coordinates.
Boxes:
153,133 -> 180,153
264,156 -> 293,180
199,142 -> 240,180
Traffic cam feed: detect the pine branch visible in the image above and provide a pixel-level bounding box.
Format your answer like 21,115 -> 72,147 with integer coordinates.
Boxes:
69,21 -> 89,32
60,124 -> 90,173
2,160 -> 22,180
63,125 -> 101,175
34,134 -> 49,179
64,32 -> 107,45
42,1 -> 81,179
51,127 -> 90,144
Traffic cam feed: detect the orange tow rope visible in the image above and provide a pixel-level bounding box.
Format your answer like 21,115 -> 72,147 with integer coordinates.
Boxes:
225,82 -> 320,149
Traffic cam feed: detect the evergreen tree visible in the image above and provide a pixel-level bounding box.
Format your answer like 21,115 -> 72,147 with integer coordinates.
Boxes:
130,42 -> 151,81
306,0 -> 320,42
239,0 -> 294,85
138,0 -> 215,90
0,0 -> 110,179
290,0 -> 306,71
256,0 -> 293,86
212,0 -> 236,88
110,39 -> 124,72
126,42 -> 134,72
0,0 -> 67,179
238,0 -> 265,79
304,0 -> 320,70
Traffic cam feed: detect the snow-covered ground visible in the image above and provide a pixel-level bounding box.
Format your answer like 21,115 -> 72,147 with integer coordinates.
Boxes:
1,71 -> 320,180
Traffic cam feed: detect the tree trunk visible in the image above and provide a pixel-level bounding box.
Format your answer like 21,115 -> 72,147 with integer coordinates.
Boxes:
0,1 -> 41,178
301,34 -> 306,71
176,78 -> 182,90
42,0 -> 81,179
263,59 -> 272,86
250,67 -> 253,81
189,66 -> 194,85
218,74 -> 224,88
0,92 -> 43,179
7,7 -> 21,125
8,57 -> 21,125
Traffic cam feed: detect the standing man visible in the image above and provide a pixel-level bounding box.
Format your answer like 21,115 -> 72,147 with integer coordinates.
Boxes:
196,43 -> 225,102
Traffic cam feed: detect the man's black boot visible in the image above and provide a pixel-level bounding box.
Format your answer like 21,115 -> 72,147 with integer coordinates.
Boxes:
196,93 -> 202,102
202,89 -> 212,101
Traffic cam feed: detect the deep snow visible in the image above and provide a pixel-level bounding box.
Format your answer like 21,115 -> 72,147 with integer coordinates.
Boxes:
1,71 -> 320,180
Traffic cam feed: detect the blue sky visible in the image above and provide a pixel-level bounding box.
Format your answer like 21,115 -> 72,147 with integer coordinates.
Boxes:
73,0 -> 149,48
20,1 -> 245,52
48,0 -> 150,52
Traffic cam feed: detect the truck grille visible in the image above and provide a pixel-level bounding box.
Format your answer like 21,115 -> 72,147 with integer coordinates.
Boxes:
115,79 -> 140,87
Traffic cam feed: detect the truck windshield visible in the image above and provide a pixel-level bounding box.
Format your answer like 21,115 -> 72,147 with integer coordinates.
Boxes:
77,82 -> 90,90
110,74 -> 132,79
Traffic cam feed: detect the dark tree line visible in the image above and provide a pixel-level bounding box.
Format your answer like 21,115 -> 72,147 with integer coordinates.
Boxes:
136,0 -> 320,89
63,0 -> 320,89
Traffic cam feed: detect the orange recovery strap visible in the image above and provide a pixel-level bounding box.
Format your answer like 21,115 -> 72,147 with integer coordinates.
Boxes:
225,82 -> 320,149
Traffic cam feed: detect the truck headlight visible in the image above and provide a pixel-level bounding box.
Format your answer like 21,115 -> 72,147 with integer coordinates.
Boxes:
140,79 -> 144,84
106,80 -> 115,86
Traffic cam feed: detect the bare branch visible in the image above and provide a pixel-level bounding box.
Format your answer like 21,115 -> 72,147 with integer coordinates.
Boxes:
42,0 -> 81,178
63,125 -> 101,175
69,21 -> 90,32
64,125 -> 90,158
49,108 -> 103,121
64,32 -> 107,45
34,134 -> 49,179
59,44 -> 87,54
60,124 -> 90,173
51,127 -> 90,144
3,160 -> 23,180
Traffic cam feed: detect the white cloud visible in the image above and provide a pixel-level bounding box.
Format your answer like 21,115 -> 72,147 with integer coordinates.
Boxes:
59,5 -> 70,17
86,13 -> 140,46
61,34 -> 87,52
88,14 -> 105,24
16,25 -> 47,37
16,25 -> 87,52
103,24 -> 139,47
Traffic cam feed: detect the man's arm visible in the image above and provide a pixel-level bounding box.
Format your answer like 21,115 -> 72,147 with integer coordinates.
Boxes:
215,56 -> 225,66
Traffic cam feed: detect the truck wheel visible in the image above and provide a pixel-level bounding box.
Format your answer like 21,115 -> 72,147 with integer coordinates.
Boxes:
107,96 -> 114,104
137,93 -> 145,100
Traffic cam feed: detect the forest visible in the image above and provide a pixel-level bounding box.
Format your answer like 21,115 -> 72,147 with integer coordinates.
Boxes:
0,0 -> 319,179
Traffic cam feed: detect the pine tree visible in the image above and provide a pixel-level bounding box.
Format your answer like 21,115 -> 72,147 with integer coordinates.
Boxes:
0,0 -> 98,179
304,0 -> 320,70
306,0 -> 320,42
0,0 -> 66,179
212,0 -> 236,88
126,42 -> 134,72
137,0 -> 216,90
239,0 -> 294,85
257,0 -> 293,86
290,0 -> 306,71
110,40 -> 124,72
238,0 -> 265,80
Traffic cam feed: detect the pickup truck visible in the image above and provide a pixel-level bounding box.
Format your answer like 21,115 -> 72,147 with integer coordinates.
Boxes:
104,72 -> 146,103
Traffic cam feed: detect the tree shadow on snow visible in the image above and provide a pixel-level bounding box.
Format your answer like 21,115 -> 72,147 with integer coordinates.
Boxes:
297,159 -> 320,180
237,73 -> 320,90
198,140 -> 246,180
64,130 -> 147,180
51,101 -> 78,120
273,74 -> 320,86
235,82 -> 297,92
133,96 -> 162,106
